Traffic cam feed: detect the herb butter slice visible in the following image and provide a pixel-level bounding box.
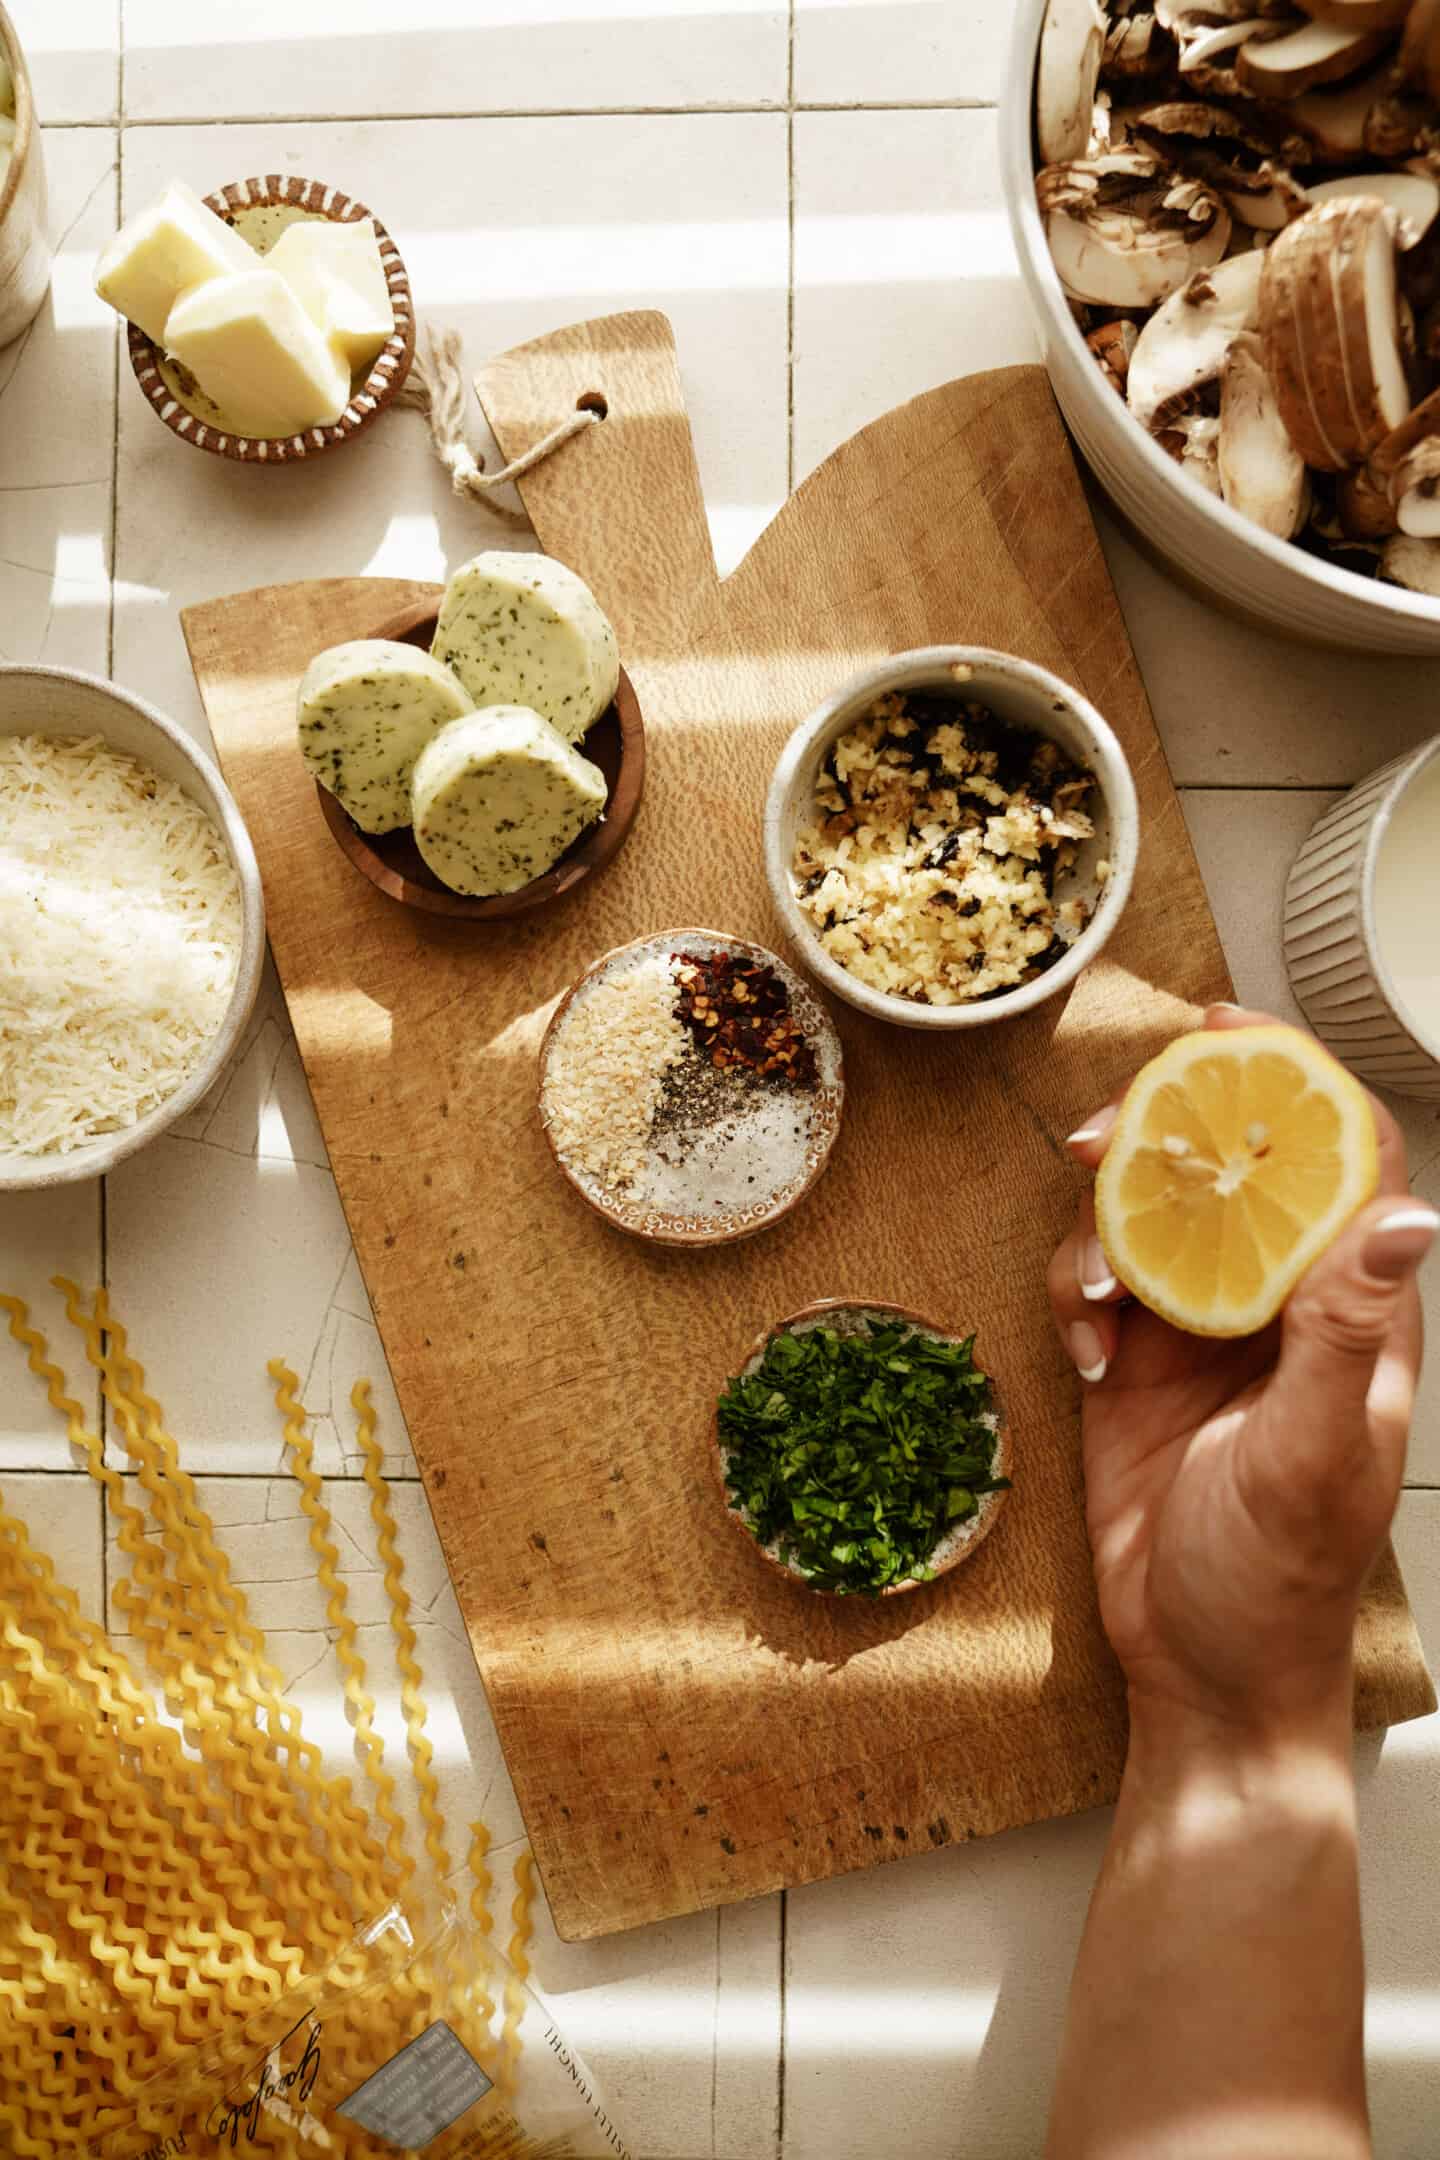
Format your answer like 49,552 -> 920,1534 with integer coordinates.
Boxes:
410,705 -> 607,897
297,639 -> 474,833
430,551 -> 619,746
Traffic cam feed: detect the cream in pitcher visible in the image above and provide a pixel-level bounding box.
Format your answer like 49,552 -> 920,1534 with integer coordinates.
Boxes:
1373,749 -> 1440,1052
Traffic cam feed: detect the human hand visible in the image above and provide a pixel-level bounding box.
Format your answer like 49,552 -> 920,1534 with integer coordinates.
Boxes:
1048,1004 -> 1435,1737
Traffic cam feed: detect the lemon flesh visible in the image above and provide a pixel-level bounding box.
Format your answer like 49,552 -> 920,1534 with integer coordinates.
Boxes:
1095,1025 -> 1380,1339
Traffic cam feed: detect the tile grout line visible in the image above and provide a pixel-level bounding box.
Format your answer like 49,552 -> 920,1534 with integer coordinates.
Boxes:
87,97 -> 997,129
776,1886 -> 788,2160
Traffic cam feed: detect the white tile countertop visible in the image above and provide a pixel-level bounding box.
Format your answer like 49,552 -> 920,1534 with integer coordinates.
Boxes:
3,5 -> 1439,2156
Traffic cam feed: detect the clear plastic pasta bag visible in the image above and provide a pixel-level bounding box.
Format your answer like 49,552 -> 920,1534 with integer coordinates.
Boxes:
95,1902 -> 631,2160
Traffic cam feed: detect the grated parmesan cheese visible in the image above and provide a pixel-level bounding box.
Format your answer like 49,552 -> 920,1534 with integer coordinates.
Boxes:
0,733 -> 243,1156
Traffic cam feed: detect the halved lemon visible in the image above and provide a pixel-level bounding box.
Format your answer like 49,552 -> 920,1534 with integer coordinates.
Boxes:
1095,1026 -> 1379,1339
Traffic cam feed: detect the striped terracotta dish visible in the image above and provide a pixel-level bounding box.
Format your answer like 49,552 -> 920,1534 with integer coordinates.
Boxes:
126,174 -> 415,463
1284,737 -> 1440,1104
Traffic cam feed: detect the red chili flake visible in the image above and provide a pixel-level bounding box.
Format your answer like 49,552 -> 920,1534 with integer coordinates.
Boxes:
671,950 -> 818,1088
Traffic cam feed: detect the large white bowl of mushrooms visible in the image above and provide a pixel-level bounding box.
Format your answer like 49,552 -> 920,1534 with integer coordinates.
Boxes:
1003,0 -> 1440,652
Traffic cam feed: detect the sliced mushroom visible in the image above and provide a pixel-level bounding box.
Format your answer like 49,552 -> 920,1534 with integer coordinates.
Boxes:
1365,88 -> 1436,159
1260,197 -> 1410,467
1039,151 -> 1233,306
1158,410 -> 1225,491
1127,248 -> 1267,426
1236,17 -> 1393,96
1217,330 -> 1311,532
1290,67 -> 1398,160
1381,530 -> 1440,589
1305,170 -> 1440,245
1393,435 -> 1440,528
1133,101 -> 1311,227
1104,11 -> 1162,79
1038,0 -> 1110,165
1401,0 -> 1440,103
1295,0 -> 1412,27
1087,317 -> 1141,391
1337,459 -> 1400,533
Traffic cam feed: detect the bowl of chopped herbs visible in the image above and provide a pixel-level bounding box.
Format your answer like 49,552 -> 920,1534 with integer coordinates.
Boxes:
713,1301 -> 1011,1598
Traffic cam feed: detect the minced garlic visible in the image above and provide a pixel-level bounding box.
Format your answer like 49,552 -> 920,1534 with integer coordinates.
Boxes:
791,692 -> 1097,1008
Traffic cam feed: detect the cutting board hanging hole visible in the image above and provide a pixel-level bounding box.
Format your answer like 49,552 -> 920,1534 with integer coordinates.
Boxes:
397,319 -> 602,521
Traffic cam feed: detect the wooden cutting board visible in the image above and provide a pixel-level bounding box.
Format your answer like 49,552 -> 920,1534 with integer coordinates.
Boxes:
184,312 -> 1436,1941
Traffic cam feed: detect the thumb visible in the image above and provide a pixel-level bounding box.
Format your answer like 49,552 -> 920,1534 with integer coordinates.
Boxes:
1276,1197 -> 1436,1440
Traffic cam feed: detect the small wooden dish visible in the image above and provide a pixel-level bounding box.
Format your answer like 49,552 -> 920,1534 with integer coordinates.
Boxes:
712,1300 -> 1011,1598
127,174 -> 416,464
538,928 -> 844,1247
316,598 -> 645,919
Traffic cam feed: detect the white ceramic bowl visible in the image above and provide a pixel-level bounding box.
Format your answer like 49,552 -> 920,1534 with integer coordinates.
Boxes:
1001,0 -> 1440,657
0,667 -> 266,1189
1284,735 -> 1440,1102
763,647 -> 1139,1031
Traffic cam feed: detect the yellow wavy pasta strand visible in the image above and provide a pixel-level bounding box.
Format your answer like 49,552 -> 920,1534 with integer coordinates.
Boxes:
353,1378 -> 454,1885
273,1358 -> 416,1898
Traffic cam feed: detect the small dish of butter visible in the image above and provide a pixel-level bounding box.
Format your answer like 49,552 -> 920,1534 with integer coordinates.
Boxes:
95,173 -> 414,462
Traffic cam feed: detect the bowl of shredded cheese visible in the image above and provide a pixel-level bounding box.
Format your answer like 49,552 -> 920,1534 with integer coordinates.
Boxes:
0,666 -> 265,1187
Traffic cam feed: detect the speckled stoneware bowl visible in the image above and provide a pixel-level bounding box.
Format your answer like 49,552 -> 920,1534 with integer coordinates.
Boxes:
126,174 -> 415,463
0,667 -> 265,1192
764,646 -> 1139,1033
538,928 -> 845,1248
712,1300 -> 1012,1598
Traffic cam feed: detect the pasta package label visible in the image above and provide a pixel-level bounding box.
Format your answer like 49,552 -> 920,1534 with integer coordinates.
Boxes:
96,1906 -> 632,2160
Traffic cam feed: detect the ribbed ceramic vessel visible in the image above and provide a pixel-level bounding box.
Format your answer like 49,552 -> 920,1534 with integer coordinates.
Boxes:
1001,0 -> 1440,657
0,1 -> 51,347
1284,738 -> 1440,1102
127,174 -> 415,463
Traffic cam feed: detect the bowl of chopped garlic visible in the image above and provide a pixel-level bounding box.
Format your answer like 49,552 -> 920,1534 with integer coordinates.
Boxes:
0,666 -> 265,1188
105,173 -> 414,463
764,646 -> 1138,1031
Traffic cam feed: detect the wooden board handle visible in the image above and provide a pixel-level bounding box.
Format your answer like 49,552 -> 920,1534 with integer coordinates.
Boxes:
474,308 -> 719,660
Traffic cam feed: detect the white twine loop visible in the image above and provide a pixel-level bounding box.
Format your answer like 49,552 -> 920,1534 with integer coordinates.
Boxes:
396,322 -> 602,522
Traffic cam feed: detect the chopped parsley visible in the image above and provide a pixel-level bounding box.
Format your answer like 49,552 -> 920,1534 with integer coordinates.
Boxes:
717,1319 -> 1007,1596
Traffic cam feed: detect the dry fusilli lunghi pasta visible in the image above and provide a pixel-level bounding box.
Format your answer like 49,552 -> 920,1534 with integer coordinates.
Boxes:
0,1287 -> 576,2159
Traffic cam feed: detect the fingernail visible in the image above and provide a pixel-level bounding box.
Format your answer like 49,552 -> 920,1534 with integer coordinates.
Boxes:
1080,1236 -> 1119,1301
1066,1105 -> 1116,1150
1363,1207 -> 1440,1282
1067,1321 -> 1108,1384
1208,1001 -> 1247,1015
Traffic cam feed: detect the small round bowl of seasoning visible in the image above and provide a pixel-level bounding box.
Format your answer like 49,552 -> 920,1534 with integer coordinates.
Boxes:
764,647 -> 1138,1032
538,927 -> 844,1248
712,1301 -> 1011,1598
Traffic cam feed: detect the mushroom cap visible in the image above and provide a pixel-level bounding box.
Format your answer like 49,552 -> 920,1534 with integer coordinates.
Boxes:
1260,196 -> 1410,470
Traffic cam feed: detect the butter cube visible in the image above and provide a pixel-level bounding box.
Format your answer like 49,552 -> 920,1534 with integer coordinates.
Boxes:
266,217 -> 394,376
164,269 -> 351,437
94,181 -> 257,345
